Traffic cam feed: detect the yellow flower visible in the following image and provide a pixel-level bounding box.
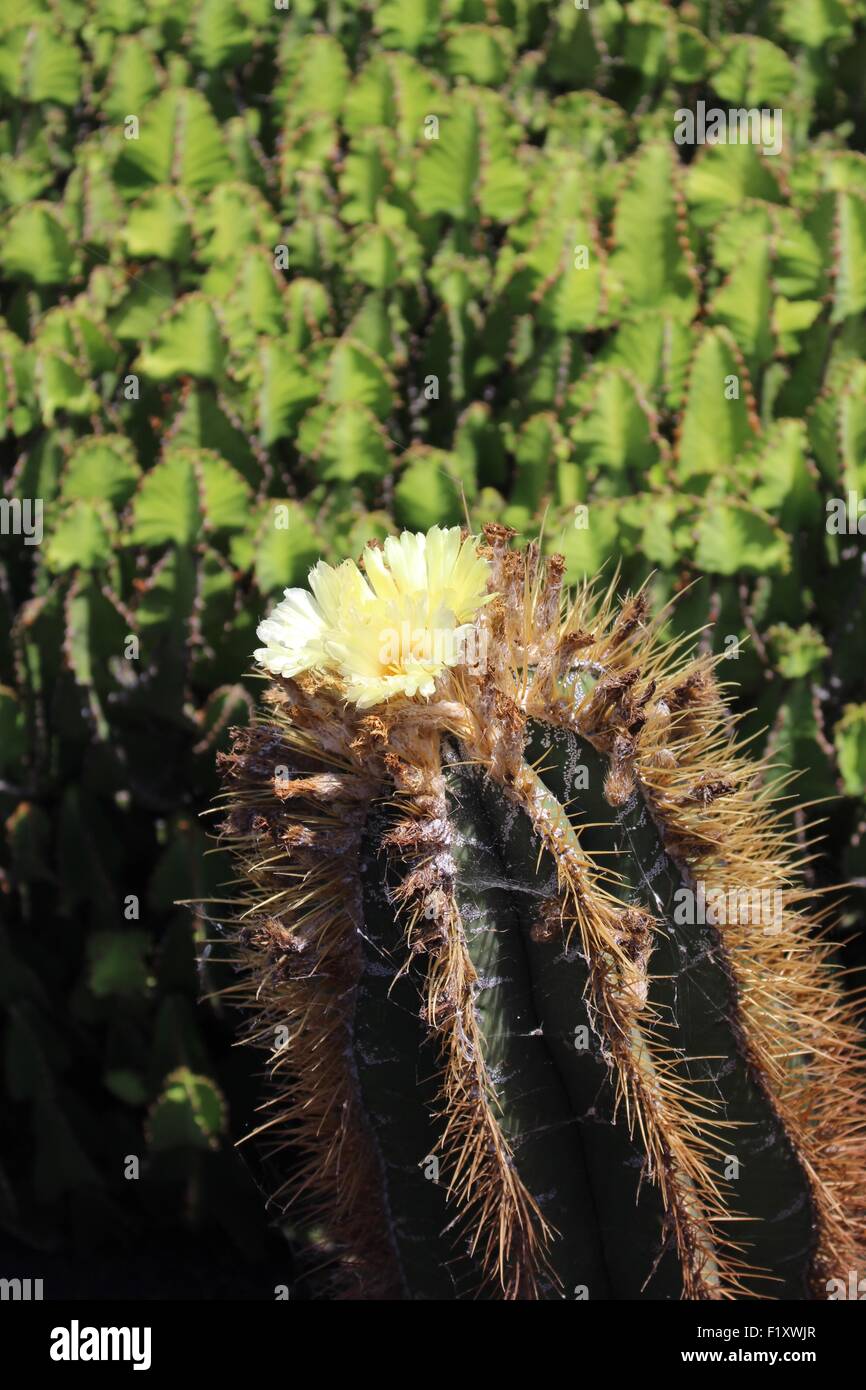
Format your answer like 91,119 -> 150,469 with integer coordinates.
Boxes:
254,526 -> 492,707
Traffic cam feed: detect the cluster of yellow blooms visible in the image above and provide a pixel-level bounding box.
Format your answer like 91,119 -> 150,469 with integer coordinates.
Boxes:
254,526 -> 492,708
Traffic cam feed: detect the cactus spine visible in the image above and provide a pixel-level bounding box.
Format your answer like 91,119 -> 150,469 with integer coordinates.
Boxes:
218,525 -> 866,1300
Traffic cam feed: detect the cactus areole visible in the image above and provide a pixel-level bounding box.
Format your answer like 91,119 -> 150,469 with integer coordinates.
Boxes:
218,525 -> 866,1300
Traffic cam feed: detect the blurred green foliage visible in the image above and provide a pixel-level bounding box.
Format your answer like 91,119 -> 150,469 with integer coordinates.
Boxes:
2,0 -> 866,1292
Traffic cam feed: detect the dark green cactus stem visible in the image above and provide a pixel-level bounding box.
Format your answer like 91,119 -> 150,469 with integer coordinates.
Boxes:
350,730 -> 813,1298
471,725 -> 814,1298
442,748 -> 682,1300
354,810 -> 465,1300
219,530 -> 866,1299
438,757 -> 614,1299
453,745 -> 683,1300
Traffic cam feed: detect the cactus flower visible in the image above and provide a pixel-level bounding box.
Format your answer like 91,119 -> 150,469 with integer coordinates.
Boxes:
254,525 -> 492,707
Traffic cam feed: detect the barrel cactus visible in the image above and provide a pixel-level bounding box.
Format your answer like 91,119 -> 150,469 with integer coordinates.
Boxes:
218,523 -> 866,1300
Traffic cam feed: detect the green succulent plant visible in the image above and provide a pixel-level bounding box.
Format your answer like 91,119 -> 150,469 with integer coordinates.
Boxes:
220,525 -> 866,1299
2,0 -> 866,1288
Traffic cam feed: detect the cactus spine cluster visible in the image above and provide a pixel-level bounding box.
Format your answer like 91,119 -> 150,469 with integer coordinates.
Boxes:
219,525 -> 866,1300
